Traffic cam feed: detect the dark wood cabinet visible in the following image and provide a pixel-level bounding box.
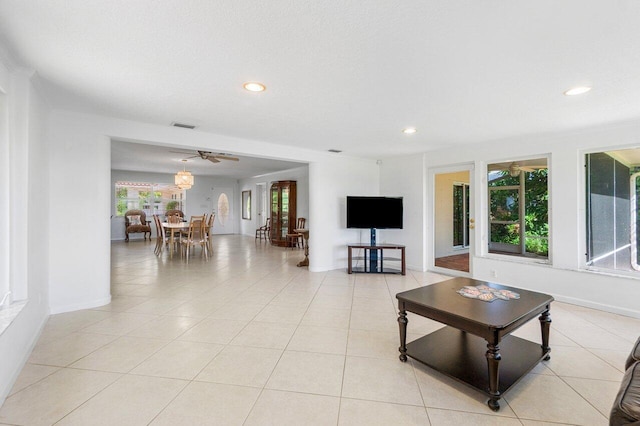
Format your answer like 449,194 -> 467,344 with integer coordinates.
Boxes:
270,180 -> 297,246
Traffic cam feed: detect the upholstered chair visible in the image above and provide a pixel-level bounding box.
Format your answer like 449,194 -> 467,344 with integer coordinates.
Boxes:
124,209 -> 151,241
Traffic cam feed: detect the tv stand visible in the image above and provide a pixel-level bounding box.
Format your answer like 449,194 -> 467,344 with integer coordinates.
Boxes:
347,244 -> 406,275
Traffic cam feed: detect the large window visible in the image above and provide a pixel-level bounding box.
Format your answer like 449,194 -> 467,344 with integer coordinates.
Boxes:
488,158 -> 549,259
586,150 -> 640,273
115,182 -> 185,217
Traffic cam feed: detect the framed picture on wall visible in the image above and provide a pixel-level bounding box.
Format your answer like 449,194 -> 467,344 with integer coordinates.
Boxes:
242,190 -> 251,220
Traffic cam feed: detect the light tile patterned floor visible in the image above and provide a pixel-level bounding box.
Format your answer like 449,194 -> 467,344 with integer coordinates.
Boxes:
1,235 -> 638,425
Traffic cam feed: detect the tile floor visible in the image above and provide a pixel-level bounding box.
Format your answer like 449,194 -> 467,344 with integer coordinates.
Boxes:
1,235 -> 638,425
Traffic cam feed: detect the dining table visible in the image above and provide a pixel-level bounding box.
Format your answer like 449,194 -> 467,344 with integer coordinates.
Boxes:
161,222 -> 189,257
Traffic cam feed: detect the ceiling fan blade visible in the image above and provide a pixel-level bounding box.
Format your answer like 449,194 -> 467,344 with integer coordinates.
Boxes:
206,157 -> 221,163
213,155 -> 240,161
169,150 -> 201,160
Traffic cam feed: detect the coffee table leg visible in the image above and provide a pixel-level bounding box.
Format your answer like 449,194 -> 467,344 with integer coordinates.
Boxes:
486,341 -> 502,411
539,308 -> 552,360
398,310 -> 408,362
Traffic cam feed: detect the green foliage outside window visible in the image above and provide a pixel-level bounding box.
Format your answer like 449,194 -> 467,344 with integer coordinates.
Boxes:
489,169 -> 548,257
116,187 -> 128,216
523,170 -> 549,256
138,191 -> 151,207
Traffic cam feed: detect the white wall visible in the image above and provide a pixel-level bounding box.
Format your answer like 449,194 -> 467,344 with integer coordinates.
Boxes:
110,170 -> 238,240
383,121 -> 640,317
0,65 -> 50,405
48,114 -> 112,314
379,155 -> 427,271
237,165 -> 309,237
309,158 -> 380,272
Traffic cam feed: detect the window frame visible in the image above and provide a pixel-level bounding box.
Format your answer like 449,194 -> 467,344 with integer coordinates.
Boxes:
115,181 -> 185,218
583,148 -> 640,277
484,156 -> 551,264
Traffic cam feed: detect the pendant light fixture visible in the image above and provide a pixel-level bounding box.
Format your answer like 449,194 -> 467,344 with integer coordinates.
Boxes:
175,159 -> 194,190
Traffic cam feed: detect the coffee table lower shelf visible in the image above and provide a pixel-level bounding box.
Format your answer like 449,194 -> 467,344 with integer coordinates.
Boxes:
406,326 -> 547,398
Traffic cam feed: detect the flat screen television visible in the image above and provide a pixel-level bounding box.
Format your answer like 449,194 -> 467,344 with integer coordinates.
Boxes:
346,196 -> 403,229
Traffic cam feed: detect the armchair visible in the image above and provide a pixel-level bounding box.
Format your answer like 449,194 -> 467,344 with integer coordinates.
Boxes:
124,209 -> 151,242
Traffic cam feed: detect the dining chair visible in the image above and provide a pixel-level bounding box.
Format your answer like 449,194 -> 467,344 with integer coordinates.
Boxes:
165,209 -> 184,224
255,217 -> 271,241
204,213 -> 215,253
287,217 -> 306,249
152,214 -> 169,255
181,215 -> 208,260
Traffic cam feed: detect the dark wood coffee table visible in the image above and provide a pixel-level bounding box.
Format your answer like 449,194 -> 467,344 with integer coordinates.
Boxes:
396,277 -> 553,411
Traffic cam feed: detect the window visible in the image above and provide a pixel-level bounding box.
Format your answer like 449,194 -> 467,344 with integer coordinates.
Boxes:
453,183 -> 469,247
115,182 -> 185,217
586,150 -> 640,273
487,158 -> 549,259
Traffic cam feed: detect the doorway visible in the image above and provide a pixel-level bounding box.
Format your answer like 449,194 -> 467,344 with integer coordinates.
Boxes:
255,183 -> 268,228
432,166 -> 473,274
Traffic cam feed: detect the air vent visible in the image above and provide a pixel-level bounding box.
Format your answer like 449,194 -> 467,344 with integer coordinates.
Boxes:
171,122 -> 197,130
328,149 -> 342,153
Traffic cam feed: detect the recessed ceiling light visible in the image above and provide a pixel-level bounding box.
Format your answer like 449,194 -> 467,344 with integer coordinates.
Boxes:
402,127 -> 417,135
563,86 -> 592,96
243,82 -> 266,92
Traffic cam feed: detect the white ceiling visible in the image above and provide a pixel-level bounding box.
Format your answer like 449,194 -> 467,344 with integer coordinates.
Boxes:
2,1 -> 640,160
111,140 -> 305,178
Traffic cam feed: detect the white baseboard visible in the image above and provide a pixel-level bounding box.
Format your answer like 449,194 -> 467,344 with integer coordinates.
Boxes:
552,293 -> 640,319
0,308 -> 49,407
49,295 -> 112,315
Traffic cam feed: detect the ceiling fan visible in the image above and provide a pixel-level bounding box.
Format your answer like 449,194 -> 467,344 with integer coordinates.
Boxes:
170,150 -> 240,164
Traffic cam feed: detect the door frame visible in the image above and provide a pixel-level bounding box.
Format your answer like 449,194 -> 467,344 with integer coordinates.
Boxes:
429,163 -> 475,277
255,182 -> 267,227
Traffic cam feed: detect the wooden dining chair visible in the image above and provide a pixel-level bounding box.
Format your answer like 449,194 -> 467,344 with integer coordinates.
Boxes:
153,214 -> 173,255
287,217 -> 306,249
204,213 -> 215,253
152,214 -> 163,255
181,215 -> 208,260
165,209 -> 184,223
255,217 -> 271,241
